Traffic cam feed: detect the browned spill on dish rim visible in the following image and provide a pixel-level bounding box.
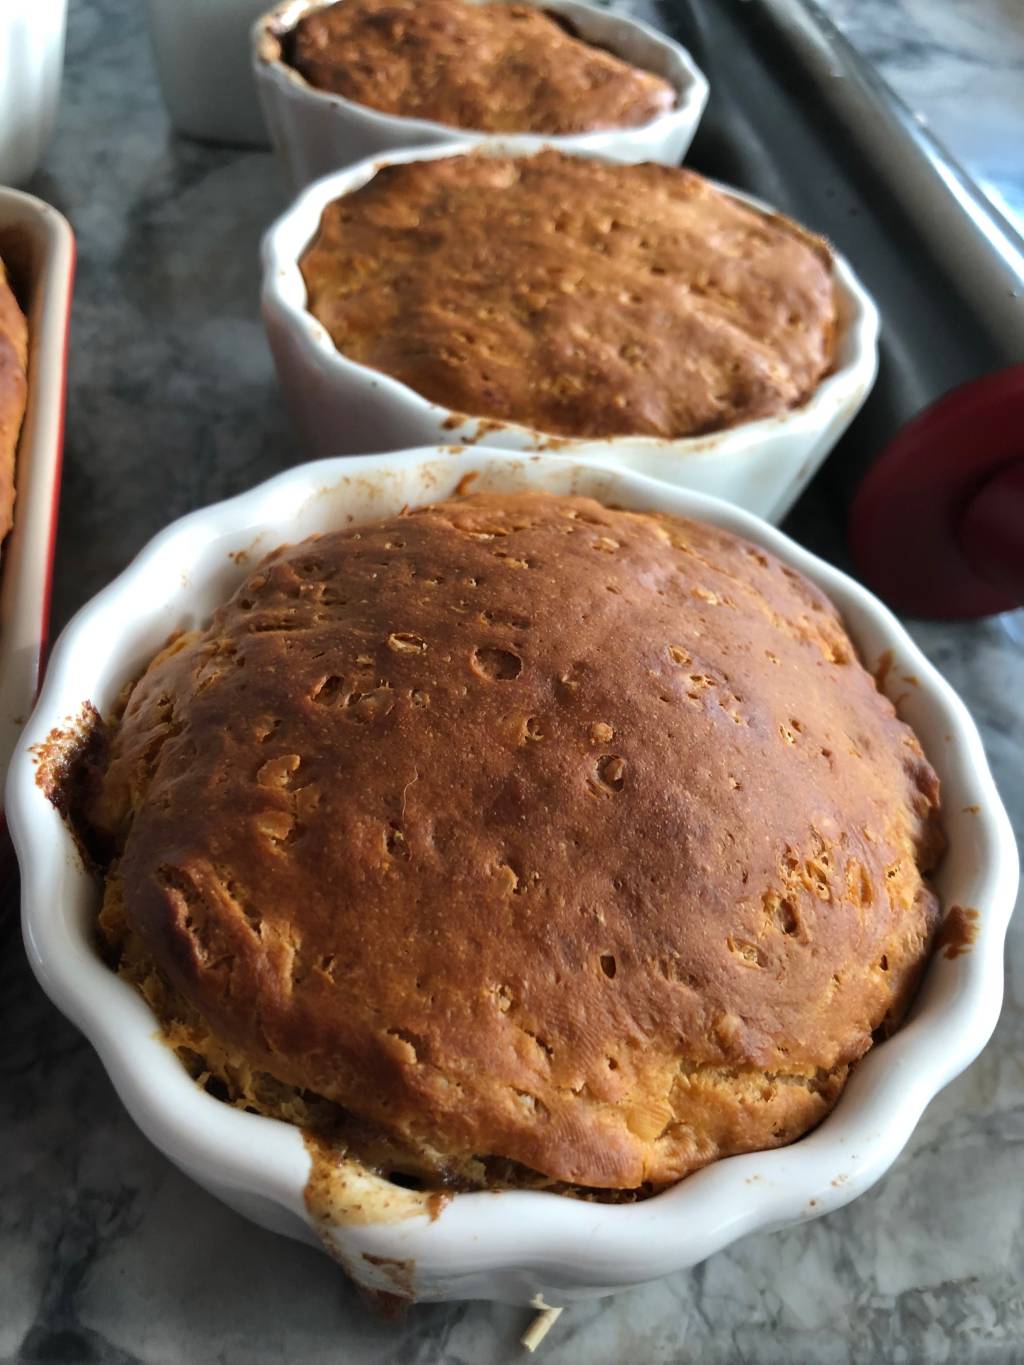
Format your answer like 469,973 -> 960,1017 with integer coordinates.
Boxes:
31,701 -> 100,806
454,469 -> 480,497
30,701 -> 106,866
302,1131 -> 449,1228
935,905 -> 980,959
301,1131 -> 457,1311
361,1252 -> 416,1299
874,648 -> 894,694
439,414 -> 510,446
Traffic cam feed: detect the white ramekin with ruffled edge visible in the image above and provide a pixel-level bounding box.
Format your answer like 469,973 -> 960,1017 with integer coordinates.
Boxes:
9,448 -> 1016,1305
260,141 -> 879,524
253,0 -> 709,186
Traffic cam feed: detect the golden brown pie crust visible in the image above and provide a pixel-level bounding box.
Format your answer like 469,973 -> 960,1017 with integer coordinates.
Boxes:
82,493 -> 943,1193
300,151 -> 837,440
287,0 -> 676,134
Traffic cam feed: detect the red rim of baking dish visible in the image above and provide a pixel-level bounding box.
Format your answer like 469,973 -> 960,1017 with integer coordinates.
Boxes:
0,202 -> 76,842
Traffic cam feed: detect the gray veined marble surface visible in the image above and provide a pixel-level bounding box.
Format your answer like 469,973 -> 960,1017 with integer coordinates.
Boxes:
4,0 -> 1023,1362
818,0 -> 1024,233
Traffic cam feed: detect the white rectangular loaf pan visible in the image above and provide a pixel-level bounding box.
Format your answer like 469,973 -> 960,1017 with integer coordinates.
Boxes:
260,140 -> 879,524
254,0 -> 709,185
9,448 -> 1017,1306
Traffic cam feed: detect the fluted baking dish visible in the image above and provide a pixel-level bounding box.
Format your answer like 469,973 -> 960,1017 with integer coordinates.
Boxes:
253,0 -> 709,186
9,448 -> 1016,1306
260,141 -> 879,523
0,188 -> 74,811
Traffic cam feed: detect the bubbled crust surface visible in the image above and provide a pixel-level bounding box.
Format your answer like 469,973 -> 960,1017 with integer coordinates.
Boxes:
0,257 -> 28,542
299,151 -> 837,441
90,493 -> 943,1191
287,0 -> 676,134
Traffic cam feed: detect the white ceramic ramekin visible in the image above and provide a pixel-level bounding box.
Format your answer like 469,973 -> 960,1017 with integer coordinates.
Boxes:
0,188 -> 74,808
260,140 -> 879,524
147,0 -> 272,147
9,448 -> 1017,1305
0,0 -> 68,185
253,0 -> 708,186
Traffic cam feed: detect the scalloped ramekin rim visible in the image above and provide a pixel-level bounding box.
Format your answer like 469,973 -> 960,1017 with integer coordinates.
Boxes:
10,448 -> 1017,1301
259,138 -> 880,465
252,0 -> 710,148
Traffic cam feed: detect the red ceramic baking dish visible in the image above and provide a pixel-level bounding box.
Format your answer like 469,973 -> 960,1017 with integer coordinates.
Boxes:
0,187 -> 74,813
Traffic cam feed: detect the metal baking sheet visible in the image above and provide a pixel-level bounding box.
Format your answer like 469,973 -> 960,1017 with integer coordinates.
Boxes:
643,0 -> 1024,545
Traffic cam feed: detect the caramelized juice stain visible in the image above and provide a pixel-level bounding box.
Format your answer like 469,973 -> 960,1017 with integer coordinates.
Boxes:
935,905 -> 980,959
874,649 -> 894,693
302,1130 -> 446,1228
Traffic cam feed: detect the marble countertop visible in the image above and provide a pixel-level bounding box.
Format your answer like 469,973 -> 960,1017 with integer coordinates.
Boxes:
3,1 -> 1022,1362
818,0 -> 1024,233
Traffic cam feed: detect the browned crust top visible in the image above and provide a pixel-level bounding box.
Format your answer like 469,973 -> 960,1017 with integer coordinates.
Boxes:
0,256 -> 28,542
300,151 -> 837,440
85,493 -> 943,1190
287,0 -> 676,134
